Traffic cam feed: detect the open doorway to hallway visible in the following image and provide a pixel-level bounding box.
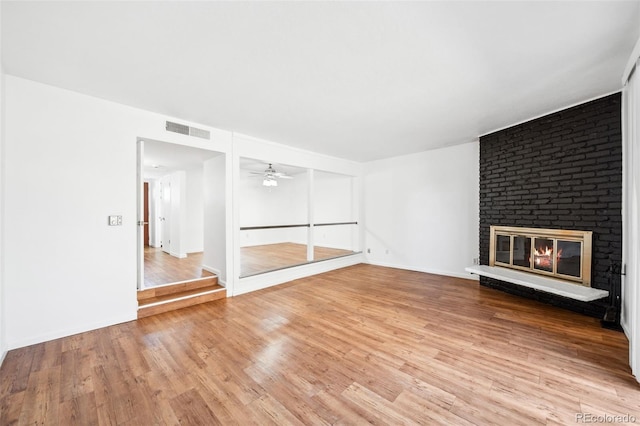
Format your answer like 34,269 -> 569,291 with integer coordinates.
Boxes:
137,138 -> 226,289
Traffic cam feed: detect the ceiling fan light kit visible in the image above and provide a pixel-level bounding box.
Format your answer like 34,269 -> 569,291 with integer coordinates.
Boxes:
250,163 -> 292,187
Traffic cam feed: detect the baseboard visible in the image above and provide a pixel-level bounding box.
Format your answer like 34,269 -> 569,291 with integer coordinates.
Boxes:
202,265 -> 225,287
7,312 -> 137,351
621,317 -> 631,340
170,251 -> 187,259
365,260 -> 479,281
0,347 -> 7,369
202,264 -> 221,276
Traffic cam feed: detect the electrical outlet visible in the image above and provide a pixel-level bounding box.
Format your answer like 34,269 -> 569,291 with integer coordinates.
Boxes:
472,257 -> 479,265
108,215 -> 122,226
367,248 -> 371,254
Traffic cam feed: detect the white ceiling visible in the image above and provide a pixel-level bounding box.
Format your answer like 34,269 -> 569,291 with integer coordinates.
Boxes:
3,1 -> 639,162
143,139 -> 220,180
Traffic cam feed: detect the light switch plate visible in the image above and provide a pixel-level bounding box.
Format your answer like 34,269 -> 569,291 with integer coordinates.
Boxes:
109,215 -> 123,226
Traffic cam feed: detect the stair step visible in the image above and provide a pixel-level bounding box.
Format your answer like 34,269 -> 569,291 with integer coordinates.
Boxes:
137,288 -> 226,319
138,275 -> 218,301
137,276 -> 226,319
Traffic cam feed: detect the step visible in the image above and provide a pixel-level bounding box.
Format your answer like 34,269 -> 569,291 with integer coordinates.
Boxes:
137,276 -> 226,319
138,275 -> 219,301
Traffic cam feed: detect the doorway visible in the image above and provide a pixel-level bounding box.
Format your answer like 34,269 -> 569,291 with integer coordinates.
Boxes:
137,138 -> 225,290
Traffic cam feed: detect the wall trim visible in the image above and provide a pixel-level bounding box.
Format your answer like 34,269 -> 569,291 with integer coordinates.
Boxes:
202,264 -> 226,288
366,260 -> 479,281
7,312 -> 137,350
621,318 -> 631,340
623,35 -> 640,85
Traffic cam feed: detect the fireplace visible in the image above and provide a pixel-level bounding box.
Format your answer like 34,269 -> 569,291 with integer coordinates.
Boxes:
489,226 -> 592,287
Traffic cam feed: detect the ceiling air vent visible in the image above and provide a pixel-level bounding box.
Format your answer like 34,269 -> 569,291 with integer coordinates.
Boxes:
189,126 -> 211,140
165,121 -> 211,140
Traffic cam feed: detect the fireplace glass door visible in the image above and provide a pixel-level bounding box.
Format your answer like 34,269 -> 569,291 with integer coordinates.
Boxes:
489,226 -> 592,286
557,240 -> 582,279
513,236 -> 531,268
533,238 -> 554,273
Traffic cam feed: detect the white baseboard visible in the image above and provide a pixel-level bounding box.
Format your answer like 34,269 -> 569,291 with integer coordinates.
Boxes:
170,251 -> 187,259
202,264 -> 220,276
202,264 -> 226,287
621,317 -> 631,340
0,347 -> 7,369
7,312 -> 137,351
365,259 -> 479,281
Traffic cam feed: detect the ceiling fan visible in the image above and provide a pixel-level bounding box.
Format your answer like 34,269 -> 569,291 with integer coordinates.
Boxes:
249,163 -> 293,187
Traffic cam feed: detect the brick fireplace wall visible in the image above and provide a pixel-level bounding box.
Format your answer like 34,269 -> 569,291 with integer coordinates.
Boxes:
479,93 -> 622,320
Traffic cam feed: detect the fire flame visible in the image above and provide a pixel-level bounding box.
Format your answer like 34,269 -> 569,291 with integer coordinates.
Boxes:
532,246 -> 563,269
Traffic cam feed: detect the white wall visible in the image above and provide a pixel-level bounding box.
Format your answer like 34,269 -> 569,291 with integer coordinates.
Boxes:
169,170 -> 187,257
363,141 -> 479,279
203,155 -> 227,283
3,75 -> 231,349
0,3 -> 6,364
184,165 -> 204,253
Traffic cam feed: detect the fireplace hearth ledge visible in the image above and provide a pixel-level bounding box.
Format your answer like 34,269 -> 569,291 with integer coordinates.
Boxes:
465,265 -> 609,302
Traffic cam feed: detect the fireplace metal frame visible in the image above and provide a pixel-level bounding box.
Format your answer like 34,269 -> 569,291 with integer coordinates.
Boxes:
489,226 -> 592,286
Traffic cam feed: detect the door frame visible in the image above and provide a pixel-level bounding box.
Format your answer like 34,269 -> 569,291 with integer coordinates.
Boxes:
136,136 -> 229,292
136,139 -> 145,290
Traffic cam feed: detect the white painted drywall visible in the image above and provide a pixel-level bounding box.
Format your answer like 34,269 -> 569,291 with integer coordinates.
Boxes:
203,155 -> 227,283
3,75 -> 231,349
169,170 -> 187,258
0,7 -> 6,364
184,165 -> 204,254
363,141 -> 479,279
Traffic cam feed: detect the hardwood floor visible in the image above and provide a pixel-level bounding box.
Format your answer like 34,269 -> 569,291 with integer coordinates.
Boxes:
144,247 -> 213,287
2,264 -> 638,424
241,242 -> 354,277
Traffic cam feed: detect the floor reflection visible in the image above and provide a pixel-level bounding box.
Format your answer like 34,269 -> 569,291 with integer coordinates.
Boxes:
240,242 -> 354,277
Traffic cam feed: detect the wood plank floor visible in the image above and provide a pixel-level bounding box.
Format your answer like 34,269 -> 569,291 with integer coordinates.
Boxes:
2,264 -> 638,424
144,247 -> 213,288
241,242 -> 354,277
